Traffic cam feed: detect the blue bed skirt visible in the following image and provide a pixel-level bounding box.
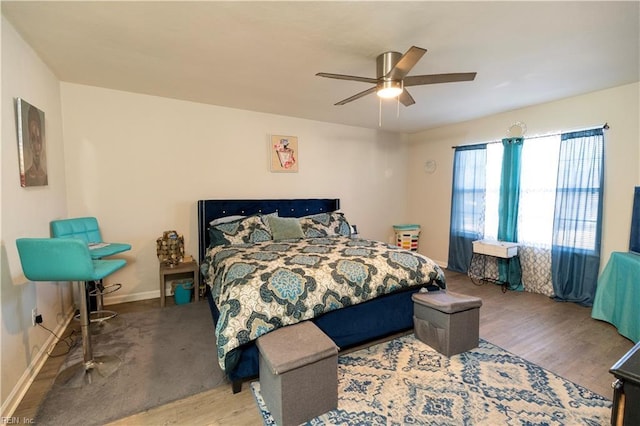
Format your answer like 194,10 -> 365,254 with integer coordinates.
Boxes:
206,285 -> 427,391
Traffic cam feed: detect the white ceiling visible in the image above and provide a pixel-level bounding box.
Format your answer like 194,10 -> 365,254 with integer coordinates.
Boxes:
3,1 -> 639,134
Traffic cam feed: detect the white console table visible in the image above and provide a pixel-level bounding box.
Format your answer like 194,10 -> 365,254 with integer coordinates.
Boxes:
469,240 -> 521,292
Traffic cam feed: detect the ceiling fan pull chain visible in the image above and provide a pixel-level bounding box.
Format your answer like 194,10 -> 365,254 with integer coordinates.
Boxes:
397,81 -> 403,117
379,97 -> 383,127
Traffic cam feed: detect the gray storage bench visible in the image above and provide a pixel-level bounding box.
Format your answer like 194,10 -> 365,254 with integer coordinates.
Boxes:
412,290 -> 482,356
256,321 -> 339,426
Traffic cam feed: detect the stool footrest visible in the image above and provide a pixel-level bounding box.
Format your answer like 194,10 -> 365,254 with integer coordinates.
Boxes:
89,282 -> 122,297
74,309 -> 118,324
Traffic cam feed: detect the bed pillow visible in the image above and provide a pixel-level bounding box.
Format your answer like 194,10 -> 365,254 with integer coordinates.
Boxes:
208,215 -> 272,246
299,212 -> 351,238
209,215 -> 246,226
266,215 -> 304,241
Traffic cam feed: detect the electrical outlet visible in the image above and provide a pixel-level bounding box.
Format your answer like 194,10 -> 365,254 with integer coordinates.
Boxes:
32,308 -> 38,327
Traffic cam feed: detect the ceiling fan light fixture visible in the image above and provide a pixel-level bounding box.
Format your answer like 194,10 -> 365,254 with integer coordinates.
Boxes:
377,80 -> 403,99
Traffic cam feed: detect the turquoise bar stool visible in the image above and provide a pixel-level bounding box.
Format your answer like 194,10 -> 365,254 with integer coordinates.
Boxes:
16,238 -> 126,386
50,217 -> 131,329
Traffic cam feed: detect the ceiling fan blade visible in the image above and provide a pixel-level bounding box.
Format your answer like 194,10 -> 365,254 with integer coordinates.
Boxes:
398,89 -> 415,107
335,86 -> 377,105
316,72 -> 377,84
404,72 -> 477,87
386,46 -> 427,80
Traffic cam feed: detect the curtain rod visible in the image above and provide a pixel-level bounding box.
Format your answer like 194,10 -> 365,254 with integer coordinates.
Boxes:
451,122 -> 609,149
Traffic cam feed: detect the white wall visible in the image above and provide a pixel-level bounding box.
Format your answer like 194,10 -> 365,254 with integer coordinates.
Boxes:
1,17 -> 72,415
59,83 -> 409,303
406,83 -> 640,268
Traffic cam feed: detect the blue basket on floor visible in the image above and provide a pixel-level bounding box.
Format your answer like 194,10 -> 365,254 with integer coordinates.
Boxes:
171,280 -> 193,305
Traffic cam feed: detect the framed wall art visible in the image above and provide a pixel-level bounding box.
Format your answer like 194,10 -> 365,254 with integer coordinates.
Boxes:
270,135 -> 298,173
16,98 -> 48,187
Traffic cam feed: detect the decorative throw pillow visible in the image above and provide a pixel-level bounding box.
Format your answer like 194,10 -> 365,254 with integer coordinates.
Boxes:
266,215 -> 304,241
259,212 -> 278,228
299,212 -> 351,238
208,215 -> 272,246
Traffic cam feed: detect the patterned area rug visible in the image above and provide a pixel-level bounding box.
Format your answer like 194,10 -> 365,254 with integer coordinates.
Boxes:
252,334 -> 611,425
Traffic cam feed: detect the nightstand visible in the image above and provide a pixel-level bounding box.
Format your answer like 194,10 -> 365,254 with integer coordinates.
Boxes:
159,260 -> 199,307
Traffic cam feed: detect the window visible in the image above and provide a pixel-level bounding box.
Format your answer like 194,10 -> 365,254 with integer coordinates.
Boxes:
449,127 -> 604,304
450,130 -> 604,258
447,145 -> 486,273
517,135 -> 560,247
483,143 -> 503,240
450,146 -> 486,238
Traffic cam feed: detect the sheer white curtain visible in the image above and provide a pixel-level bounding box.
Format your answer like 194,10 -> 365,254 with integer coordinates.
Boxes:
551,128 -> 605,306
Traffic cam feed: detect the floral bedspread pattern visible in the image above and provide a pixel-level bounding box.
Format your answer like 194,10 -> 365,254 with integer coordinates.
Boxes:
202,236 -> 446,372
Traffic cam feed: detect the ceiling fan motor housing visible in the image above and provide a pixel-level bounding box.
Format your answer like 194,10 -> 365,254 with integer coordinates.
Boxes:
377,51 -> 402,80
376,51 -> 404,97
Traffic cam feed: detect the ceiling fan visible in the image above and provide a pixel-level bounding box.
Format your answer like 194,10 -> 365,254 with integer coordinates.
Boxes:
316,46 -> 477,106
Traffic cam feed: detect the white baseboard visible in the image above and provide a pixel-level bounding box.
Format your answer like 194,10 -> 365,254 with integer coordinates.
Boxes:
104,284 -> 198,306
103,289 -> 163,306
1,306 -> 75,419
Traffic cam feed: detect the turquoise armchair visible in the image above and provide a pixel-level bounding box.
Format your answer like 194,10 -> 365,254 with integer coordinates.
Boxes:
50,217 -> 131,258
16,238 -> 126,385
16,238 -> 126,281
50,217 -> 131,327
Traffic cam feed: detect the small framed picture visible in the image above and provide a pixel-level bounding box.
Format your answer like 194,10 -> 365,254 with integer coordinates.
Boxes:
270,135 -> 298,173
16,98 -> 48,187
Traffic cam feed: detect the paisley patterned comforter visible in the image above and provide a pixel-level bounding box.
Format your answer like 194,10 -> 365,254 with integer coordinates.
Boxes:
202,236 -> 446,371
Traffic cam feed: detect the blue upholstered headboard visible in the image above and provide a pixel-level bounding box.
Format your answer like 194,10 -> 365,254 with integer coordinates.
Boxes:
197,198 -> 340,263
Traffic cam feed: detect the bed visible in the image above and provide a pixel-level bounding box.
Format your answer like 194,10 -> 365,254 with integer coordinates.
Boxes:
197,198 -> 446,393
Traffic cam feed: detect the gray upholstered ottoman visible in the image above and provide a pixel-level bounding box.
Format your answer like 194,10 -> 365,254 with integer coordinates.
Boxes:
412,291 -> 482,356
257,321 -> 339,426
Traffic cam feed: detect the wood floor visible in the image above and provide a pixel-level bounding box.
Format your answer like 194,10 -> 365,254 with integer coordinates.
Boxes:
13,270 -> 634,425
